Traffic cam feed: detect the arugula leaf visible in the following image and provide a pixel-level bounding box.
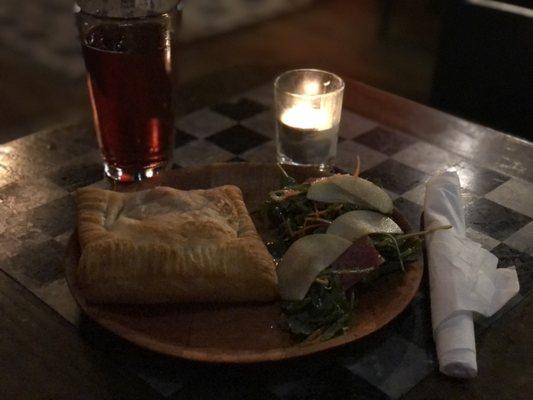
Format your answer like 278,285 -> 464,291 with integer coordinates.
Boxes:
278,234 -> 422,341
277,163 -> 298,187
262,192 -> 361,256
371,234 -> 421,264
265,168 -> 436,342
281,269 -> 355,341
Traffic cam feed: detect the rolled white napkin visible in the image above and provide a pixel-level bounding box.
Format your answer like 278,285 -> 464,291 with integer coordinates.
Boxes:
424,171 -> 520,378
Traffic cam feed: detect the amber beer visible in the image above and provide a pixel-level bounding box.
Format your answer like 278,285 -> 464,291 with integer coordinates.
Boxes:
77,2 -> 181,181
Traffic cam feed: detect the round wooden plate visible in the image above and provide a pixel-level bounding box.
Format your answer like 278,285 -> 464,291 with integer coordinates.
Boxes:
64,163 -> 423,363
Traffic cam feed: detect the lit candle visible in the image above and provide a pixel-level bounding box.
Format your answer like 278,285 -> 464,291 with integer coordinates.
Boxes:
280,79 -> 335,130
274,70 -> 344,170
280,103 -> 332,131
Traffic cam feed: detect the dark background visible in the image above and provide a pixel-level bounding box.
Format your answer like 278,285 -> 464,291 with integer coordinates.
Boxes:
0,0 -> 531,143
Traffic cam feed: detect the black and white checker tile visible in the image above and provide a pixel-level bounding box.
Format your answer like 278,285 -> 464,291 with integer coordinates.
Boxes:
356,127 -> 417,156
0,84 -> 532,399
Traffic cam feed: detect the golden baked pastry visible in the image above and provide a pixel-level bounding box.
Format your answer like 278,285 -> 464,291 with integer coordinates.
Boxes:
75,186 -> 278,304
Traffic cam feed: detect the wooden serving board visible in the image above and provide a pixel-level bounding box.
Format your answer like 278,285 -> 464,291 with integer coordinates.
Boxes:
64,163 -> 423,363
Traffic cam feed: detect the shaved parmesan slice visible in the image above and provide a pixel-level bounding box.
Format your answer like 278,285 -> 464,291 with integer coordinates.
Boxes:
306,179 -> 354,204
327,210 -> 402,241
306,175 -> 393,214
277,234 -> 352,300
330,175 -> 393,214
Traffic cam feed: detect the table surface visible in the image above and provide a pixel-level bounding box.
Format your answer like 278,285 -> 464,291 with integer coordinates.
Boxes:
0,70 -> 532,400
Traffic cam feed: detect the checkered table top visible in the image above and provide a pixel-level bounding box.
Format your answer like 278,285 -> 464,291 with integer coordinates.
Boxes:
0,84 -> 531,399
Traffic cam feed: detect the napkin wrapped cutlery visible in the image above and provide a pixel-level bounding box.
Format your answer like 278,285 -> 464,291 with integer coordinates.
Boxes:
424,171 -> 519,378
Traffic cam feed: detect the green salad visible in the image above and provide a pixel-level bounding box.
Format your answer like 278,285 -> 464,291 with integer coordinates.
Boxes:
259,165 -> 449,342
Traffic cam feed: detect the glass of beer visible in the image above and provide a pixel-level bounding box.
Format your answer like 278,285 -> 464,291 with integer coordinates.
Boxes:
75,0 -> 182,182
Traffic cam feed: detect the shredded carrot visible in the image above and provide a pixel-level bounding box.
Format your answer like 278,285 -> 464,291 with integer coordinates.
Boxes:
353,156 -> 361,177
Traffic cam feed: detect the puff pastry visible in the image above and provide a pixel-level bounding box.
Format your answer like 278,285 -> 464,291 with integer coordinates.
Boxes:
75,186 -> 278,304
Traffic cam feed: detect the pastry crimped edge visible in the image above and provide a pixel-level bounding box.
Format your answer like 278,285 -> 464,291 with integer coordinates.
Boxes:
75,185 -> 278,304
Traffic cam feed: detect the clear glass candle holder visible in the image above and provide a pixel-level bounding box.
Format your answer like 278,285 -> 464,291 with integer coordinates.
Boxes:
274,69 -> 344,171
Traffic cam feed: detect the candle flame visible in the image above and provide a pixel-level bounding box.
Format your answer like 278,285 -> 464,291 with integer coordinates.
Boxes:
281,104 -> 332,130
303,81 -> 321,95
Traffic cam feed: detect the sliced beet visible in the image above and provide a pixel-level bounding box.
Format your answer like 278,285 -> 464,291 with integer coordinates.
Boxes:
331,236 -> 385,289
